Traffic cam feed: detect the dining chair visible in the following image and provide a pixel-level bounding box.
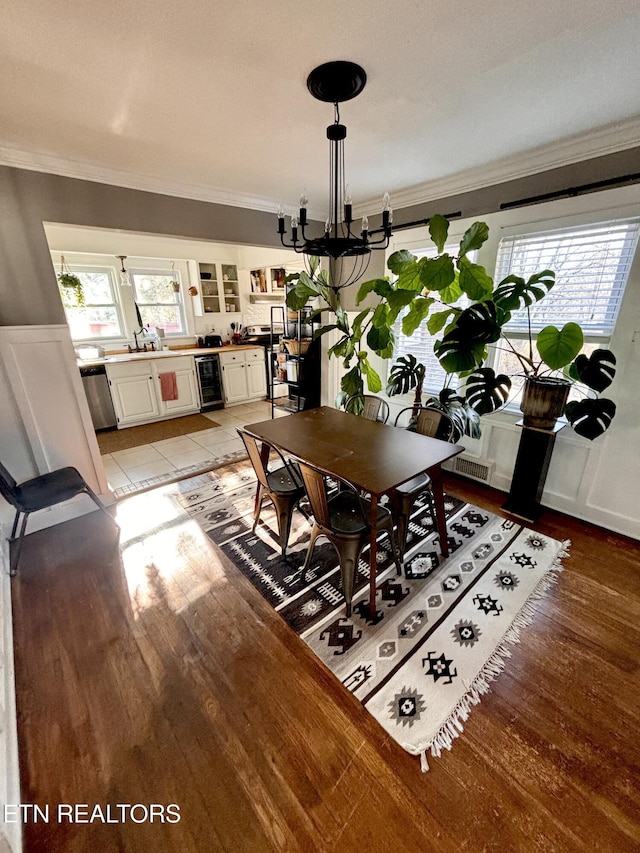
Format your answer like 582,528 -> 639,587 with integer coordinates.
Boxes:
345,394 -> 390,424
386,407 -> 455,557
0,460 -> 117,577
298,461 -> 402,617
237,429 -> 305,557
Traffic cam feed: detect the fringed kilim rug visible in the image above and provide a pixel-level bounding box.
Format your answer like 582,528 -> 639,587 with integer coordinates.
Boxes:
178,465 -> 569,770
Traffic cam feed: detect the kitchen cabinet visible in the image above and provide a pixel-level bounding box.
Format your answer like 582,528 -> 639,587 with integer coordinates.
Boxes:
107,361 -> 161,426
155,356 -> 199,416
194,262 -> 241,316
219,348 -> 266,405
106,355 -> 199,426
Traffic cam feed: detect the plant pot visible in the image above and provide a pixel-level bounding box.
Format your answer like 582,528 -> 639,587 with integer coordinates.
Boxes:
520,376 -> 570,429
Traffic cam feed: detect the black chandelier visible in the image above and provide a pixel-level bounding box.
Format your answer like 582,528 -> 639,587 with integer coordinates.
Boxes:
277,61 -> 393,288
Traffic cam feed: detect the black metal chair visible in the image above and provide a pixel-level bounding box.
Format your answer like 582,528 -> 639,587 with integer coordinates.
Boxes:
345,394 -> 390,424
0,460 -> 116,577
298,461 -> 402,617
386,407 -> 455,557
237,429 -> 305,557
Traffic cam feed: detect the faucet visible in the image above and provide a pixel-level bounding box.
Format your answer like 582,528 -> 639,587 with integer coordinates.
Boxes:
128,327 -> 156,352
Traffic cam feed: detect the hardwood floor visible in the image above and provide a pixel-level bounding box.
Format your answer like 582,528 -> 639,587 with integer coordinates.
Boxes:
9,470 -> 640,852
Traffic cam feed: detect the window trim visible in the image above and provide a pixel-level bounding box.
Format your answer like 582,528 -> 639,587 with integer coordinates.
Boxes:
56,263 -> 127,343
130,268 -> 186,337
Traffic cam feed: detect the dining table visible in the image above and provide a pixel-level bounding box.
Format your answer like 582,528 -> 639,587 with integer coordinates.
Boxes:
243,406 -> 464,617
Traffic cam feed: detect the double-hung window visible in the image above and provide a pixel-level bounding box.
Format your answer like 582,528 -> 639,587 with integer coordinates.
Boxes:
58,266 -> 125,341
490,218 -> 640,402
131,270 -> 185,335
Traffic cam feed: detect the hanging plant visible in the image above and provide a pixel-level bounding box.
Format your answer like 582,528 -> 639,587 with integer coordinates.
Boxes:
57,255 -> 85,307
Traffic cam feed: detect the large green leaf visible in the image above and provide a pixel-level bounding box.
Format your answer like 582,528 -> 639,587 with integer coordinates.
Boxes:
340,365 -> 363,399
388,251 -> 424,292
402,296 -> 434,336
387,249 -> 417,275
387,288 -> 417,323
286,279 -> 318,310
493,270 -> 555,312
427,308 -> 457,335
419,254 -> 455,291
565,398 -> 616,440
465,368 -> 512,414
458,257 -> 494,300
537,323 -> 583,370
366,322 -> 392,353
438,274 -> 463,305
568,349 -> 616,392
386,354 -> 424,396
459,221 -> 489,257
359,353 -> 382,393
434,336 -> 487,373
356,277 -> 389,305
453,301 -> 502,345
428,214 -> 449,253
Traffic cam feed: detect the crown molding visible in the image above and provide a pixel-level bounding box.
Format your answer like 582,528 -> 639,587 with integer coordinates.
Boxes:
0,145 -> 280,214
2,114 -> 639,220
354,116 -> 640,217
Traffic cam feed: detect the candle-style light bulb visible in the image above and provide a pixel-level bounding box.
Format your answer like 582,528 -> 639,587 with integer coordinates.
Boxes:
299,191 -> 308,228
361,215 -> 369,236
382,192 -> 393,229
324,217 -> 331,236
291,215 -> 298,242
344,184 -> 353,225
277,204 -> 285,234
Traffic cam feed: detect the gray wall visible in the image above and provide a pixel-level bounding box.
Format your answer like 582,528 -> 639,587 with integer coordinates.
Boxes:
0,167 -> 288,326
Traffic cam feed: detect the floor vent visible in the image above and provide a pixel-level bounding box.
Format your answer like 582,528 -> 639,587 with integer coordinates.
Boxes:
451,455 -> 494,483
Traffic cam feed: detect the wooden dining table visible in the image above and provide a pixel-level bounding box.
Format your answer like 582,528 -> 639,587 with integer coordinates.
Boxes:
244,406 -> 464,616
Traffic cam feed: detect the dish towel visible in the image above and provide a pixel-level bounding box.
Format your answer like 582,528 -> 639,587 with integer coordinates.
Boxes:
159,371 -> 178,401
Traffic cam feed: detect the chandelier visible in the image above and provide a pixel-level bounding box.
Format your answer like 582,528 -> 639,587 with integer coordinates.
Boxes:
277,61 -> 393,289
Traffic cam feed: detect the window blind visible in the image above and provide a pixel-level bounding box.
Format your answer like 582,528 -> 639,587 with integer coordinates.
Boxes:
494,218 -> 640,336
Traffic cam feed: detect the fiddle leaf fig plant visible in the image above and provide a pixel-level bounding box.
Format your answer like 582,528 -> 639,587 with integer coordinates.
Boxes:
285,214 -> 619,440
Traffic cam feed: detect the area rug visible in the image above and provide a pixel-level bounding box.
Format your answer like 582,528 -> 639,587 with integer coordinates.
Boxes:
96,413 -> 221,453
178,465 -> 569,770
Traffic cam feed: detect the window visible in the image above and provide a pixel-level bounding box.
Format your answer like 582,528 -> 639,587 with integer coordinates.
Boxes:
491,217 -> 640,401
58,267 -> 125,341
131,271 -> 185,335
392,244 -> 475,394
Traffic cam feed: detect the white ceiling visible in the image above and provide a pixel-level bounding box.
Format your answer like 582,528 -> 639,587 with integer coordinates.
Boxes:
2,0 -> 640,219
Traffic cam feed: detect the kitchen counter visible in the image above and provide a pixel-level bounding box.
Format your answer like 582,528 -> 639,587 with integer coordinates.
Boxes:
77,344 -> 262,368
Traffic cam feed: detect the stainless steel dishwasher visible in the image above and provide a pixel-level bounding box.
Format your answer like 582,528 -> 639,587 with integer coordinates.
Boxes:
80,365 -> 117,430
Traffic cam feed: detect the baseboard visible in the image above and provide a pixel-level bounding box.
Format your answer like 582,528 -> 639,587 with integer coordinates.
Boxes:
0,535 -> 22,852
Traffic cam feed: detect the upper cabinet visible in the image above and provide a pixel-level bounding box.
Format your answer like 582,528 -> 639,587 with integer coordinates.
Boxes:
194,262 -> 240,316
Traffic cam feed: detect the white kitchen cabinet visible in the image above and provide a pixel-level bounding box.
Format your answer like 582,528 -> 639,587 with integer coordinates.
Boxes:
154,356 -> 199,416
107,361 -> 161,426
246,348 -> 267,398
219,347 -> 266,405
106,355 -> 199,427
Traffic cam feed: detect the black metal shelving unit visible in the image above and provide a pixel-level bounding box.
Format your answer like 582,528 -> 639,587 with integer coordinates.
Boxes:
269,303 -> 320,418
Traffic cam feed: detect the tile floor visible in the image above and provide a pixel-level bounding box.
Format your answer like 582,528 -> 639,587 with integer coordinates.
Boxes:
101,400 -> 287,498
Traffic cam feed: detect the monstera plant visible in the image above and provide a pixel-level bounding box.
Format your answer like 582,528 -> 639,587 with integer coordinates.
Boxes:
286,215 -> 618,440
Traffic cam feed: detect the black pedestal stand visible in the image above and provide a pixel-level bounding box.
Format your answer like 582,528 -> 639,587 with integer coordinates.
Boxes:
502,420 -> 565,523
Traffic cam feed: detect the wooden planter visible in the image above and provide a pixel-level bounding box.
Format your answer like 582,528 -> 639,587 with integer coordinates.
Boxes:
520,376 -> 570,430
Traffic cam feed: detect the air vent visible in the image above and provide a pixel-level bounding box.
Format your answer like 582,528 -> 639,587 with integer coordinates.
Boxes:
451,455 -> 494,483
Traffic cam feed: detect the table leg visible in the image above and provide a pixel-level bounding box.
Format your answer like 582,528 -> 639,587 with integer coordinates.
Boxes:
369,494 -> 378,618
430,465 -> 449,557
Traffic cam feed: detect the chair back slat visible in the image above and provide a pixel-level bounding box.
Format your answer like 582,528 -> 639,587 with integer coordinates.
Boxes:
0,460 -> 20,509
346,394 -> 390,424
298,463 -> 331,529
237,431 -> 270,489
394,406 -> 454,442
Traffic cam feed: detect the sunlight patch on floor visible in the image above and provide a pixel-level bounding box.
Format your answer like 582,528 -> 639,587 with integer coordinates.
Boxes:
115,486 -> 226,617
